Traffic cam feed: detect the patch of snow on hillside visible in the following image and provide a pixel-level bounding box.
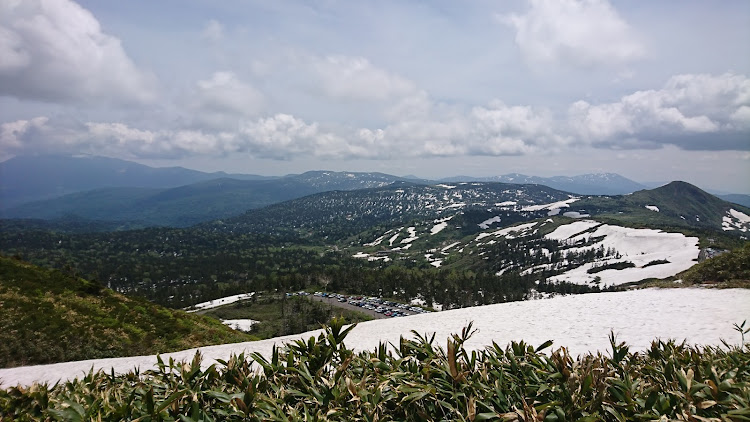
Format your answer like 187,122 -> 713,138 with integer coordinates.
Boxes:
476,222 -> 538,241
388,232 -> 400,246
724,209 -> 750,232
495,201 -> 517,207
442,242 -> 461,252
352,252 -> 370,258
4,289 -> 748,388
546,221 -> 600,240
548,224 -> 699,286
187,293 -> 255,312
441,203 -> 467,210
401,227 -> 418,243
392,243 -> 413,251
521,198 -> 578,212
563,211 -> 590,218
436,184 -> 456,189
645,205 -> 660,212
364,232 -> 389,247
430,260 -> 443,268
222,319 -> 258,331
478,216 -> 502,229
430,222 -> 448,234
730,209 -> 750,223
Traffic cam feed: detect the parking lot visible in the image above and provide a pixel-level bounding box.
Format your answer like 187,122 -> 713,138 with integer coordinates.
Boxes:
298,292 -> 432,319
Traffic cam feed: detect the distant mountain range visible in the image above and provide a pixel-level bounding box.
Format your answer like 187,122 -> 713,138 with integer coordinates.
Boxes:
0,155 -> 271,209
2,155 -> 749,227
441,173 -> 646,195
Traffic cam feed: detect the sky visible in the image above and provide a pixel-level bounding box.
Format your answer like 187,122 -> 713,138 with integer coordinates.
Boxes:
1,0 -> 749,193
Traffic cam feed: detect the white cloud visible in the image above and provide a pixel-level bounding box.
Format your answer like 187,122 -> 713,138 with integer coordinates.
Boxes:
201,19 -> 224,41
310,55 -> 416,102
501,0 -> 645,68
0,0 -> 156,104
4,72 -> 747,163
569,73 -> 750,150
187,71 -> 265,129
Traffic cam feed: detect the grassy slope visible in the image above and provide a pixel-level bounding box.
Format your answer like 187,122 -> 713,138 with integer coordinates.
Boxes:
0,256 -> 254,368
680,242 -> 750,286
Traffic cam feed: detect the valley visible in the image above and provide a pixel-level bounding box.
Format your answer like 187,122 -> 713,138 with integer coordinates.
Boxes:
1,158 -> 748,372
1,159 -> 749,420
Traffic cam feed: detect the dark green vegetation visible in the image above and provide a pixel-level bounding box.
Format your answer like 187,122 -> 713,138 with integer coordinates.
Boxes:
210,182 -> 570,240
0,222 -> 602,311
204,294 -> 372,339
2,320 -> 748,421
680,243 -> 750,287
0,256 -> 254,368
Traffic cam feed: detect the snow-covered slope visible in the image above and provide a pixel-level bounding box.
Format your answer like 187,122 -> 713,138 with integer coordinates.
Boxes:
2,288 -> 747,388
544,221 -> 700,286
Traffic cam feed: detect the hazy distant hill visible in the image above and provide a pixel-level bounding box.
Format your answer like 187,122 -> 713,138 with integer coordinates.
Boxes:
0,155 -> 270,209
441,173 -> 646,195
2,171 -> 423,227
719,193 -> 750,208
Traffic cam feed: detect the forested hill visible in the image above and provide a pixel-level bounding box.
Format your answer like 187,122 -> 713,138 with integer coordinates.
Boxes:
576,181 -> 750,232
210,182 -> 575,240
0,255 -> 253,368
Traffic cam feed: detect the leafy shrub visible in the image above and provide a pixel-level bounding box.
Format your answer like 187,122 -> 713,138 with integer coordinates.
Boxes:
2,319 -> 748,421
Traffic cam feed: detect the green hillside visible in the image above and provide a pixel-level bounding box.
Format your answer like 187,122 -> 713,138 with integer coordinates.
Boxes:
680,242 -> 750,286
0,256 -> 254,368
578,181 -> 750,233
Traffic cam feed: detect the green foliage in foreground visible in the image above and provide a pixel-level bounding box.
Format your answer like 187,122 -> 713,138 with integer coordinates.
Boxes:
0,256 -> 254,368
2,320 -> 748,421
681,242 -> 750,286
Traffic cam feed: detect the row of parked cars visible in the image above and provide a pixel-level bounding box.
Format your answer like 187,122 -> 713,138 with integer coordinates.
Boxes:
312,292 -> 432,318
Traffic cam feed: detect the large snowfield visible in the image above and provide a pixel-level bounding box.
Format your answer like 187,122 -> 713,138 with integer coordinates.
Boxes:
1,288 -> 748,388
545,221 -> 700,286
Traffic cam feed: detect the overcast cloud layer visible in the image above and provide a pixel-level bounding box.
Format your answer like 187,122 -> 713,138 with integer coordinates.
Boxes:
1,0 -> 748,192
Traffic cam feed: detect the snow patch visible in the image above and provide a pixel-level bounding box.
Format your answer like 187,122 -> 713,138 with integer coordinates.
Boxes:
645,205 -> 660,212
546,220 -> 600,240
187,293 -> 255,312
430,222 -> 448,235
478,216 -> 502,229
546,223 -> 699,286
521,198 -> 578,212
222,319 -> 258,331
562,211 -> 590,218
730,209 -> 750,223
4,289 -> 748,388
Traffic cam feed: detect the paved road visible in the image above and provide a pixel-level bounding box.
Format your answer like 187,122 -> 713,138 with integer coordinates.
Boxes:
309,295 -> 415,320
